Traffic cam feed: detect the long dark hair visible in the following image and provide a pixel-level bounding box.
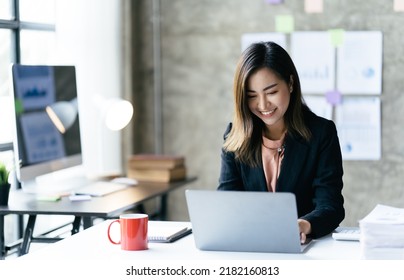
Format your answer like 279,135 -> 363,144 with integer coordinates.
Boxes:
223,41 -> 311,166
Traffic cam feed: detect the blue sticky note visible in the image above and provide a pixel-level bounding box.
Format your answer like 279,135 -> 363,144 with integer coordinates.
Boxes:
265,0 -> 284,4
326,90 -> 342,105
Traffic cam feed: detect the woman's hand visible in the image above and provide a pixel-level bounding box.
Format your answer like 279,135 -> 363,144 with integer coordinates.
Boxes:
298,219 -> 311,244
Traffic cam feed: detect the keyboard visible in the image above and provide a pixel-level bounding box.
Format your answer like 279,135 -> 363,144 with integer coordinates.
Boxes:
73,181 -> 129,197
332,227 -> 360,241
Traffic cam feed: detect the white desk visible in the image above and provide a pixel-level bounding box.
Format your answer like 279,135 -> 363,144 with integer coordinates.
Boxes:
0,177 -> 197,259
14,220 -> 404,261
8,220 -> 404,280
15,220 -> 370,260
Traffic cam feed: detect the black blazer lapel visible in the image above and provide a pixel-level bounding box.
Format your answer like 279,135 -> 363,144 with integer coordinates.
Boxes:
242,165 -> 268,192
276,135 -> 309,193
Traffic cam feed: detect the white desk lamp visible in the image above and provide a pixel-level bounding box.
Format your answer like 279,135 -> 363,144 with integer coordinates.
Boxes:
46,96 -> 134,177
102,98 -> 134,131
95,96 -> 134,176
46,97 -> 133,132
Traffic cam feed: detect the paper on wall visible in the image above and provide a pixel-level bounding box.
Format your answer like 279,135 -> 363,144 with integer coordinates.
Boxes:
291,31 -> 336,94
337,31 -> 383,94
335,96 -> 381,160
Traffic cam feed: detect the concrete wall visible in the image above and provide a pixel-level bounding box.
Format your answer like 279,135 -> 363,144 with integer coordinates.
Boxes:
130,0 -> 404,227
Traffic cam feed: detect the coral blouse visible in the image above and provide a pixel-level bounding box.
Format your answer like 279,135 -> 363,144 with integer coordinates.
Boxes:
262,134 -> 286,192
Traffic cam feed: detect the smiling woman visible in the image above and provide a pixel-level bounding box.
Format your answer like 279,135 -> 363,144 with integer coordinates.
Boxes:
218,41 -> 345,243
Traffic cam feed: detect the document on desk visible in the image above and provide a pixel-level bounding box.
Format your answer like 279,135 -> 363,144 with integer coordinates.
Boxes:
148,223 -> 192,243
359,204 -> 404,248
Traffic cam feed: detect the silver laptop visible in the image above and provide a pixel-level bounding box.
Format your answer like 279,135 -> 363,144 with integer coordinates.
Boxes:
185,189 -> 312,253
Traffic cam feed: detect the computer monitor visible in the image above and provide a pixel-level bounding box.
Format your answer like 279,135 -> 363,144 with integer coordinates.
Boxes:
11,64 -> 88,194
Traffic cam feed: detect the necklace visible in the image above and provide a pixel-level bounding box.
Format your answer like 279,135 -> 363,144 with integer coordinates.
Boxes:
262,132 -> 286,153
262,143 -> 285,153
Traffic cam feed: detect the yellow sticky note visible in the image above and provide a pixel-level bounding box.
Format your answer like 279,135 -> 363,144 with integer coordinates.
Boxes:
328,29 -> 345,47
394,0 -> 404,11
275,15 -> 294,34
305,0 -> 323,13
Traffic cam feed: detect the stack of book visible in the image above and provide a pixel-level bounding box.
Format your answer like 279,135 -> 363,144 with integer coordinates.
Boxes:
127,154 -> 187,183
359,204 -> 404,259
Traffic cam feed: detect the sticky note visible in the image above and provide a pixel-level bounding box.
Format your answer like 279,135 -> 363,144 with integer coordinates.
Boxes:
14,99 -> 24,115
265,0 -> 283,4
394,0 -> 404,11
325,90 -> 342,105
36,195 -> 61,202
328,29 -> 345,47
275,15 -> 294,34
304,0 -> 323,13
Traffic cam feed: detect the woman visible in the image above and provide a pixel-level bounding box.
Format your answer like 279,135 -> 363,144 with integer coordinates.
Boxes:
218,41 -> 344,243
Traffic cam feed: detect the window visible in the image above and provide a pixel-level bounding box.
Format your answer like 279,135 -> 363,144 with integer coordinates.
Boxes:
1,0 -> 124,178
0,0 -> 57,252
1,1 -> 124,255
0,0 -> 56,166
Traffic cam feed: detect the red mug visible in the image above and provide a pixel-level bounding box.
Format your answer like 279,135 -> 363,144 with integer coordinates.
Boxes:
107,213 -> 148,250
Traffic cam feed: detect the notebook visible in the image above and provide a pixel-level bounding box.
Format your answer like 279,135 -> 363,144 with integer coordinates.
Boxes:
148,222 -> 192,243
185,189 -> 312,253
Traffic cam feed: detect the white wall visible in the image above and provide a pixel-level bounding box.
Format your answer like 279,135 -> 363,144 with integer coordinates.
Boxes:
55,0 -> 123,178
19,0 -> 125,239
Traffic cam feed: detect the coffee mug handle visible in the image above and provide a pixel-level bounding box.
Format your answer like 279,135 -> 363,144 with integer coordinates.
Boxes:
107,220 -> 121,245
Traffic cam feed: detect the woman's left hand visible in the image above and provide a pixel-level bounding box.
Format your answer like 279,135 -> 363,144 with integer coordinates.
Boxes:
298,219 -> 311,244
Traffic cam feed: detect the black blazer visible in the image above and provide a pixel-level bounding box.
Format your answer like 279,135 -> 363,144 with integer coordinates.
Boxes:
218,110 -> 345,238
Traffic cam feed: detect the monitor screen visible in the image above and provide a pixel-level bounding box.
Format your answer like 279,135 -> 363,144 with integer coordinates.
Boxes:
11,64 -> 85,193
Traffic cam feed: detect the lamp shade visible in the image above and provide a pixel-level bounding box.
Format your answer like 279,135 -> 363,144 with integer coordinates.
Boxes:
46,98 -> 78,134
103,98 -> 134,131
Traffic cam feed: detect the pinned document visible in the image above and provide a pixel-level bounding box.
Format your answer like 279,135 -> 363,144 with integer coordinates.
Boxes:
335,97 -> 381,160
337,31 -> 383,94
291,32 -> 335,94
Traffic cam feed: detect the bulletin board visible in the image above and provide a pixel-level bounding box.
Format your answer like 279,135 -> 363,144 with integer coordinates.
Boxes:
241,28 -> 383,161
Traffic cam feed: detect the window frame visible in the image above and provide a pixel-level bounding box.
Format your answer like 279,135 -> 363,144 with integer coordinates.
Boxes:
0,0 -> 58,242
0,0 -> 56,151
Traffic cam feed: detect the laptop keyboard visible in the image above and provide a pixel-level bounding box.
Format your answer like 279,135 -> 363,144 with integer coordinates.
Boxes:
74,181 -> 128,197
